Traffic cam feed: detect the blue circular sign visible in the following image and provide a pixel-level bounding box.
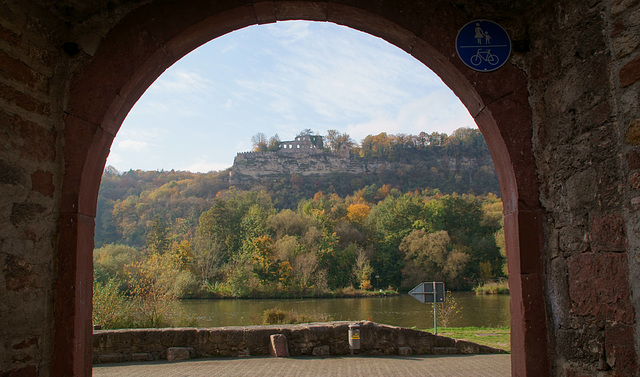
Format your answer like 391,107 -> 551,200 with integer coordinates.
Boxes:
456,20 -> 511,72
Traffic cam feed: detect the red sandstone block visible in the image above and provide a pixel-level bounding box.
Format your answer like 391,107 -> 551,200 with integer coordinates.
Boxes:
0,50 -> 44,90
590,214 -> 628,251
631,172 -> 640,190
605,323 -> 639,375
0,82 -> 50,116
31,170 -> 54,197
568,252 -> 635,323
0,24 -> 21,47
269,334 -> 290,357
626,150 -> 640,169
12,337 -> 38,350
4,254 -> 38,291
620,55 -> 640,87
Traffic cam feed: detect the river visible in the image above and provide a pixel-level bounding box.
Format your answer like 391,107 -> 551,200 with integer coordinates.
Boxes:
178,292 -> 510,329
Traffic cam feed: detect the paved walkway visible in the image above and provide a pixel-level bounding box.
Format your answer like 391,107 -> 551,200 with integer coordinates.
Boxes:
93,354 -> 511,376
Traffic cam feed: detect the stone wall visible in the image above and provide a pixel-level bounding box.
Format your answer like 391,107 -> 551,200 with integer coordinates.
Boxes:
0,1 -> 67,375
527,0 -> 640,375
93,321 -> 504,364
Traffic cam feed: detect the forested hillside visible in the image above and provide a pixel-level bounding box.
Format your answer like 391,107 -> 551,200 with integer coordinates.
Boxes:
96,128 -> 499,248
94,128 -> 505,303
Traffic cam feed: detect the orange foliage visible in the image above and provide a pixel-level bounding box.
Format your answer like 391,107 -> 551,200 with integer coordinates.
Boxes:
347,203 -> 371,224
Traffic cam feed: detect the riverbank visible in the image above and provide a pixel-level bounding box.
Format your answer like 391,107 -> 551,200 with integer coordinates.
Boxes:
189,287 -> 399,300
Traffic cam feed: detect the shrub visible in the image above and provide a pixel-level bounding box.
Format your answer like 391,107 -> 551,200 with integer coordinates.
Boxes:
258,307 -> 332,325
473,279 -> 510,295
93,278 -> 135,329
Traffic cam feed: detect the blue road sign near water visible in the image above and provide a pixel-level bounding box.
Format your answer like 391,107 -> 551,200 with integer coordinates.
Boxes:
456,20 -> 511,72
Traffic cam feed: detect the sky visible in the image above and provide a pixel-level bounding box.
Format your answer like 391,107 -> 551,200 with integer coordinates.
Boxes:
106,21 -> 476,173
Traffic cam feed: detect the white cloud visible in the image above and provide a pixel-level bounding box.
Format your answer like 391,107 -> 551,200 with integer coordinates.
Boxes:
150,70 -> 212,94
346,94 -> 476,141
117,139 -> 149,152
182,159 -> 232,173
266,22 -> 310,44
145,101 -> 169,113
222,42 -> 237,54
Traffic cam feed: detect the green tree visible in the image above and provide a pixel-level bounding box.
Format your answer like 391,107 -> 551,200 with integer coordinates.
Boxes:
147,215 -> 169,254
93,278 -> 133,329
399,229 -> 470,288
93,243 -> 139,285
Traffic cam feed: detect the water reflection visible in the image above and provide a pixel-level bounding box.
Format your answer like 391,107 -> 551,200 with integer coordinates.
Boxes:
179,292 -> 510,329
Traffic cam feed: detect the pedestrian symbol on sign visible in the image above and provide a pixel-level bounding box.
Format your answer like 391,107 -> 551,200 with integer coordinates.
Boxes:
456,20 -> 511,72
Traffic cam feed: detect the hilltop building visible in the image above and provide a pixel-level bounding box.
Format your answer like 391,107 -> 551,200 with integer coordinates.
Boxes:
278,135 -> 324,152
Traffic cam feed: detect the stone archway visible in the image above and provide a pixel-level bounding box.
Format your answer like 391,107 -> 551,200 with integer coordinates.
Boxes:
55,1 -> 548,376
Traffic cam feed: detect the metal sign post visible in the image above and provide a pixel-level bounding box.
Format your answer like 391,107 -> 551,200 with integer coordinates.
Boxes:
432,282 -> 437,335
409,282 -> 445,335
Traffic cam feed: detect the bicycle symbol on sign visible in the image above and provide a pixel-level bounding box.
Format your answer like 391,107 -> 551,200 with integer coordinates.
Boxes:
470,49 -> 499,66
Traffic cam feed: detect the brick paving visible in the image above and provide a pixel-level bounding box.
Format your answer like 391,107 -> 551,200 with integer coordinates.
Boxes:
93,354 -> 511,376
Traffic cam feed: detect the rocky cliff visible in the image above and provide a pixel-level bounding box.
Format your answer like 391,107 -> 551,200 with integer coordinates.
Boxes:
229,149 -> 496,193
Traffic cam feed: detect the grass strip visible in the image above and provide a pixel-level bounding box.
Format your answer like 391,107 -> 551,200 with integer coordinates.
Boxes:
428,326 -> 511,352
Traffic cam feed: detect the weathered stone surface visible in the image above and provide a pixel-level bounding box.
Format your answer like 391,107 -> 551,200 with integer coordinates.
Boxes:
398,346 -> 412,356
3,254 -> 38,291
432,347 -> 457,355
269,334 -> 289,357
9,203 -> 47,226
620,56 -> 640,87
166,347 -> 191,362
0,158 -> 26,186
456,340 -> 480,354
229,149 -> 494,188
131,353 -> 153,361
614,33 -> 640,58
30,170 -> 54,197
568,253 -> 635,323
627,150 -> 640,169
605,323 -> 638,375
590,214 -> 628,252
312,345 -> 330,356
98,354 -> 125,364
626,119 -> 640,145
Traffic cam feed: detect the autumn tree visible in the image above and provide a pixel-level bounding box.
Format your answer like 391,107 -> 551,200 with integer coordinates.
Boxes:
251,133 -> 268,152
399,229 -> 469,288
125,251 -> 195,327
268,134 -> 281,151
94,243 -> 139,285
353,248 -> 374,290
326,129 -> 355,152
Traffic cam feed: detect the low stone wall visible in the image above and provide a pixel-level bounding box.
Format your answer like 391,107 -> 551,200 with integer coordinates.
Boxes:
93,321 -> 506,364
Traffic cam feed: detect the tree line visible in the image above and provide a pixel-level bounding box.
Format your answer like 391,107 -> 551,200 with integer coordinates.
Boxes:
95,186 -> 506,299
250,128 -> 488,161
